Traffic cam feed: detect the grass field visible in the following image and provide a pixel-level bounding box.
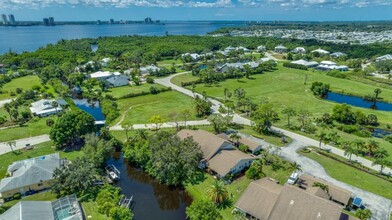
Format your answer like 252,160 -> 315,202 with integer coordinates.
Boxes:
0,116 -> 56,142
0,75 -> 50,100
171,73 -> 199,86
181,64 -> 392,124
114,91 -> 197,125
103,83 -> 166,99
299,150 -> 392,200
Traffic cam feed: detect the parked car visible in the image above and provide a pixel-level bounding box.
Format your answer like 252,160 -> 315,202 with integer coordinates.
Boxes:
287,172 -> 299,185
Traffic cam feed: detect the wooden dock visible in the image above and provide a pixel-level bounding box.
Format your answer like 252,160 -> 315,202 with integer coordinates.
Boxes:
118,195 -> 133,209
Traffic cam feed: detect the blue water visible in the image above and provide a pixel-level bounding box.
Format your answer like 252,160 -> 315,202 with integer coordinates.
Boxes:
72,99 -> 105,121
326,92 -> 392,111
0,21 -> 244,54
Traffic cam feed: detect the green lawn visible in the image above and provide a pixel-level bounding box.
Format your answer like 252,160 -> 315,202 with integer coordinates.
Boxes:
0,141 -> 83,179
82,201 -> 107,220
0,75 -> 45,100
157,59 -> 183,66
0,116 -> 56,142
171,73 -> 199,86
182,64 -> 392,124
115,91 -> 197,125
299,150 -> 392,200
103,83 -> 166,99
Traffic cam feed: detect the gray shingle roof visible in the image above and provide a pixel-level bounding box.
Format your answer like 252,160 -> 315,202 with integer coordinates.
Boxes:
0,153 -> 60,193
0,201 -> 54,220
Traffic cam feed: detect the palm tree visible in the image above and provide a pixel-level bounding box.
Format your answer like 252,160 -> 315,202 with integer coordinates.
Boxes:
122,124 -> 133,142
343,142 -> 356,162
366,140 -> 380,156
354,139 -> 365,154
229,133 -> 241,147
372,159 -> 391,174
355,209 -> 373,220
4,103 -> 12,121
133,129 -> 148,141
312,182 -> 329,195
11,109 -> 19,122
373,148 -> 389,160
281,107 -> 296,128
6,141 -> 16,152
290,162 -> 302,172
51,101 -> 59,114
207,181 -> 229,205
223,88 -> 229,102
317,129 -> 328,149
374,88 -> 382,101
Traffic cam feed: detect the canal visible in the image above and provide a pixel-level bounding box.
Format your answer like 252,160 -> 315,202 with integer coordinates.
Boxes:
107,153 -> 192,220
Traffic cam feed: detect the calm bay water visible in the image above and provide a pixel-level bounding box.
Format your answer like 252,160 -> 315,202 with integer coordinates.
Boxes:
0,21 -> 243,54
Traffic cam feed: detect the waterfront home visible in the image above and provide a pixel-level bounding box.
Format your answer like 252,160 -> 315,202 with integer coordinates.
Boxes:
177,129 -> 256,178
29,99 -> 66,117
311,48 -> 330,55
291,59 -> 319,68
292,47 -> 306,54
89,71 -> 112,80
216,133 -> 262,155
0,153 -> 63,200
105,75 -> 130,87
0,194 -> 83,220
235,177 -> 353,220
375,54 -> 392,62
274,45 -> 287,53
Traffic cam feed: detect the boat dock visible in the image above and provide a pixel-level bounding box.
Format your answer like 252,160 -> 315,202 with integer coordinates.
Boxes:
118,195 -> 133,209
105,164 -> 120,182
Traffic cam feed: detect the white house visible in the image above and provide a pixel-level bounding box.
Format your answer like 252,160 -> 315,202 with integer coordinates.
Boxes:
292,47 -> 306,54
181,53 -> 201,61
375,54 -> 392,62
101,58 -> 111,67
317,61 -> 348,71
257,45 -> 266,52
311,48 -> 330,55
291,59 -> 319,68
330,52 -> 347,58
140,64 -> 161,75
274,45 -> 287,53
89,71 -> 112,80
105,75 -> 130,87
29,99 -> 65,117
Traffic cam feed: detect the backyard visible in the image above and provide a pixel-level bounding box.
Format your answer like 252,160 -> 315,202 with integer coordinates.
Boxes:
103,83 -> 166,99
0,75 -> 55,100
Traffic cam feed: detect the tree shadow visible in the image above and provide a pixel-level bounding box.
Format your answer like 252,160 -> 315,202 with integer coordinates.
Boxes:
12,150 -> 23,156
237,80 -> 246,83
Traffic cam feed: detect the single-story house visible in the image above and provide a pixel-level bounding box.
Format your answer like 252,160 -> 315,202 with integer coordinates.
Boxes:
182,53 -> 201,61
291,59 -> 319,68
260,57 -> 275,63
177,129 -> 256,178
217,61 -> 260,73
224,46 -> 236,53
238,137 -> 263,154
257,45 -> 266,52
298,174 -> 352,207
235,177 -> 355,220
140,64 -> 161,75
375,54 -> 392,62
89,71 -> 112,80
330,52 -> 347,58
236,46 -> 251,52
101,57 -> 111,67
0,153 -> 63,199
29,99 -> 66,117
292,47 -> 306,54
311,48 -> 330,55
0,194 -> 83,220
274,45 -> 287,53
317,61 -> 348,71
105,75 -> 130,87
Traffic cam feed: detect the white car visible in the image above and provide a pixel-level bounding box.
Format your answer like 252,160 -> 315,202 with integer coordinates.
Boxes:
287,172 -> 299,185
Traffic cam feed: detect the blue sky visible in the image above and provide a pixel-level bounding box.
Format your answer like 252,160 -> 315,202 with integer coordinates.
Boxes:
1,0 -> 391,21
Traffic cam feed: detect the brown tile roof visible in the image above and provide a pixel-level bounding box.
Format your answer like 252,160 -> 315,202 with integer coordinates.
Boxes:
208,149 -> 255,177
235,178 -> 283,220
268,185 -> 344,220
177,129 -> 232,161
239,137 -> 262,152
299,174 -> 352,206
216,133 -> 229,140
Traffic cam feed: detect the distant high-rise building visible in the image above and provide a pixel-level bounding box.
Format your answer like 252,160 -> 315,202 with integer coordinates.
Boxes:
1,14 -> 8,25
43,17 -> 50,26
48,17 -> 55,25
8,14 -> 15,25
109,19 -> 114,24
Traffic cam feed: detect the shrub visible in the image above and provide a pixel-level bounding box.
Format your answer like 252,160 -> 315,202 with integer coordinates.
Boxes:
310,82 -> 330,98
337,124 -> 359,133
354,130 -> 372,138
15,88 -> 23,94
385,135 -> 392,144
13,193 -> 21,200
239,144 -> 249,153
327,70 -> 347,79
283,62 -> 308,70
149,86 -> 159,94
146,77 -> 154,84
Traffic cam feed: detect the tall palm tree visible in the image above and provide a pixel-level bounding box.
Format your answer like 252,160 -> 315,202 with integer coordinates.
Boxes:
207,181 -> 229,205
372,159 -> 391,174
229,133 -> 241,147
354,139 -> 365,154
281,107 -> 296,128
373,148 -> 389,160
3,103 -> 12,121
133,129 -> 148,141
223,88 -> 229,102
290,162 -> 302,172
6,141 -> 16,152
374,88 -> 382,101
367,140 -> 380,156
312,182 -> 329,195
122,124 -> 133,142
343,143 -> 356,162
51,101 -> 59,114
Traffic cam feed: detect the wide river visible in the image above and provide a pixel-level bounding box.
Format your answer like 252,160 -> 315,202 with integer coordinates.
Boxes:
0,21 -> 244,54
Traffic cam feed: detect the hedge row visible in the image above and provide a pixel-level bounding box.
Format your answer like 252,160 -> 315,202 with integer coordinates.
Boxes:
118,87 -> 172,100
316,149 -> 392,183
283,62 -> 308,70
181,79 -> 204,87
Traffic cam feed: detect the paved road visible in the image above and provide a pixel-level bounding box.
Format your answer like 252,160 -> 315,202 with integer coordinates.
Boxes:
0,99 -> 13,108
152,71 -> 392,218
0,134 -> 51,155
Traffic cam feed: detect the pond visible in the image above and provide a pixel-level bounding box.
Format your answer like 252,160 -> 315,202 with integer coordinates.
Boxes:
72,99 -> 105,121
369,128 -> 392,138
325,92 -> 392,111
107,153 -> 192,220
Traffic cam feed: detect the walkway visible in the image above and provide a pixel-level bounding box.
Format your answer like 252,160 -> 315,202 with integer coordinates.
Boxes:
0,134 -> 51,155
